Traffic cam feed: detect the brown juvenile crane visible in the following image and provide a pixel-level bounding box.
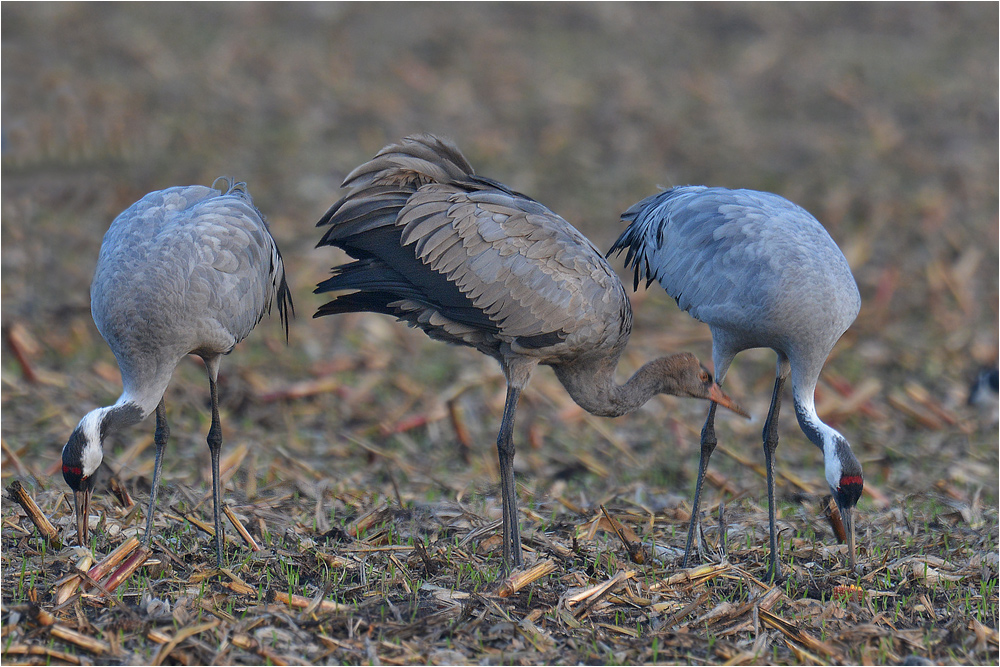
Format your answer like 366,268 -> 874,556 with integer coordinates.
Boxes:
314,134 -> 747,572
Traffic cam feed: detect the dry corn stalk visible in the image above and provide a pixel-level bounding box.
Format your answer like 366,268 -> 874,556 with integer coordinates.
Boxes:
55,536 -> 143,604
54,553 -> 95,605
223,506 -> 261,551
49,624 -> 111,656
88,537 -> 141,582
151,620 -> 220,666
275,590 -> 351,613
101,547 -> 151,594
221,579 -> 257,596
3,643 -> 83,665
179,512 -> 215,535
6,480 -> 60,547
760,607 -> 842,662
21,604 -> 57,627
564,570 -> 636,619
649,562 -> 731,592
497,559 -> 557,598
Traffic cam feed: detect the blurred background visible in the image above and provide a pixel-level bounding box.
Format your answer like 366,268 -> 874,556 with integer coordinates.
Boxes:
2,4 -> 997,524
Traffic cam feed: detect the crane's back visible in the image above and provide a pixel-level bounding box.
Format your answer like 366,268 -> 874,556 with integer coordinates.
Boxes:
92,183 -> 289,386
316,134 -> 633,366
611,186 -> 860,356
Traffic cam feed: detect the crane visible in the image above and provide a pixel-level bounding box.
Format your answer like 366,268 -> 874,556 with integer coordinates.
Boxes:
314,135 -> 747,573
61,179 -> 293,566
609,185 -> 863,580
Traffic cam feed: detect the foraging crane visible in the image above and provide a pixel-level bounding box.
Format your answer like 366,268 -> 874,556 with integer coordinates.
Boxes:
61,180 -> 293,566
609,186 -> 863,580
314,135 -> 746,572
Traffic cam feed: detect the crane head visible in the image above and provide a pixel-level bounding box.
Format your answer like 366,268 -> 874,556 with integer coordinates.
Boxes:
666,353 -> 749,418
62,415 -> 104,547
827,434 -> 863,572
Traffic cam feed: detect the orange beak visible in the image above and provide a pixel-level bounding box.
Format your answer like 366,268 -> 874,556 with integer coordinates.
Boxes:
708,384 -> 750,419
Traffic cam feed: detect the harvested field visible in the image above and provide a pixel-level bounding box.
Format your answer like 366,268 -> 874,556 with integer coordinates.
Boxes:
2,4 -> 997,665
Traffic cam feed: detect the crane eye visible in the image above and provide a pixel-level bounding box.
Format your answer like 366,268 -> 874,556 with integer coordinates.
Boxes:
699,371 -> 710,383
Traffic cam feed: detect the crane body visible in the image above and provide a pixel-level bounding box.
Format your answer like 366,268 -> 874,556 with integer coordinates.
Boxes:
315,136 -> 745,572
62,180 -> 292,565
610,185 -> 863,579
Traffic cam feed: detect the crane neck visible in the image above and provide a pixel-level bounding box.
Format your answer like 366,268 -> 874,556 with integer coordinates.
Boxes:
81,399 -> 146,443
68,398 -> 145,479
553,354 -> 690,419
793,393 -> 856,492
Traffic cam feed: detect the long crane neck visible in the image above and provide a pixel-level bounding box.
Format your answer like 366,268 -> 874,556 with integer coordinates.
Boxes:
74,369 -> 167,452
80,396 -> 149,441
792,391 -> 856,490
65,357 -> 175,482
552,354 -> 694,418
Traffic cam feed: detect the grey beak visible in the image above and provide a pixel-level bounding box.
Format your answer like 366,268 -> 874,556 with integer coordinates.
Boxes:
838,501 -> 856,571
74,489 -> 92,547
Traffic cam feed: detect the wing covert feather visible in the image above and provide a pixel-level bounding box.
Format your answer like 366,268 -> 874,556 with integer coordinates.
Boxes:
610,186 -> 859,336
317,135 -> 632,358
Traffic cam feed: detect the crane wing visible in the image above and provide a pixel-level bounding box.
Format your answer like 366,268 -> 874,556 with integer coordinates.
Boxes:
399,182 -> 627,349
186,185 -> 292,345
92,183 -> 291,363
609,186 -> 856,333
316,135 -> 629,356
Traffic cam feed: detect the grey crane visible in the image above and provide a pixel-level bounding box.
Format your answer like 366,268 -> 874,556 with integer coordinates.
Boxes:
609,185 -> 863,580
314,135 -> 747,573
61,179 -> 293,566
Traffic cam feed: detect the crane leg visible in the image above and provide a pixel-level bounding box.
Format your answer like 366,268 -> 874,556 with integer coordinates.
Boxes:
142,399 -> 169,546
762,374 -> 786,582
683,401 -> 719,567
496,385 -> 523,573
206,372 -> 225,568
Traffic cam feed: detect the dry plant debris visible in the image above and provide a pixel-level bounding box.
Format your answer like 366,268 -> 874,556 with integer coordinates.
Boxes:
2,3 -> 997,665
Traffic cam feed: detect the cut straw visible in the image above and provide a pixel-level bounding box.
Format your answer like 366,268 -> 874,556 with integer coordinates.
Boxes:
497,559 -> 557,598
6,480 -> 60,547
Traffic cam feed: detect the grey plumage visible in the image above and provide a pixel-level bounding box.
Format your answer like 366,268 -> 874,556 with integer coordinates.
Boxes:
62,179 -> 292,566
315,135 -> 745,572
610,185 -> 863,579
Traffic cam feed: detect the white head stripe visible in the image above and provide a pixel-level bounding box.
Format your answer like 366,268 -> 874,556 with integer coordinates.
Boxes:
78,408 -> 107,477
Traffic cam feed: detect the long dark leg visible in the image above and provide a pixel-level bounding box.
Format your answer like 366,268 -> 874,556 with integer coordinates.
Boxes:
762,374 -> 786,582
207,368 -> 225,568
142,399 -> 169,545
496,385 -> 523,573
683,402 -> 719,567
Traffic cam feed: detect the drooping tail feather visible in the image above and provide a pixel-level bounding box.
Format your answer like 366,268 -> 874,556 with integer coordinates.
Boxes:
339,134 -> 474,193
607,190 -> 672,291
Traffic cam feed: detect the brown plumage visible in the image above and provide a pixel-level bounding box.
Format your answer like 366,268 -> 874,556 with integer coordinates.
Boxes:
315,134 -> 746,572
